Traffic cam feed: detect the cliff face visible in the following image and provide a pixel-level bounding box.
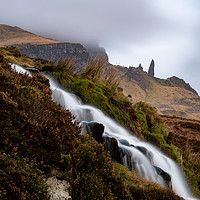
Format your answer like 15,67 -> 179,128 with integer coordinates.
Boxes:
14,43 -> 90,66
13,43 -> 109,68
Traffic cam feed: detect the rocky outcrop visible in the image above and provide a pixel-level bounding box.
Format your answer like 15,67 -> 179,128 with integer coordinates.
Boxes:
148,59 -> 155,77
14,43 -> 90,67
138,64 -> 143,71
167,76 -> 198,95
14,42 -> 109,69
119,66 -> 151,91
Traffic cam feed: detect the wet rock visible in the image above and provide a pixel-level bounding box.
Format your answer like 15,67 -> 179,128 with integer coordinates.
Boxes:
81,121 -> 104,143
135,146 -> 153,162
119,146 -> 134,170
153,165 -> 172,188
26,67 -> 40,73
119,139 -> 130,146
103,136 -> 121,163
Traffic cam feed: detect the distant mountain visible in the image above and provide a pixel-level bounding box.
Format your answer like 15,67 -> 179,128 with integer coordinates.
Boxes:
1,24 -> 200,120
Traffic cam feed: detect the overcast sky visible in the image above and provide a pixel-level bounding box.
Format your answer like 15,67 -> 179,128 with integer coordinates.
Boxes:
1,0 -> 200,94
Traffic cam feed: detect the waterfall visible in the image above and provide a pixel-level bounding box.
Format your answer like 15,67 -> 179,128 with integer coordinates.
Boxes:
11,64 -> 198,200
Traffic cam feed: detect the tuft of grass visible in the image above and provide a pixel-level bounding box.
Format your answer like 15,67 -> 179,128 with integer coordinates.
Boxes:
50,56 -> 78,84
102,67 -> 121,95
80,56 -> 105,82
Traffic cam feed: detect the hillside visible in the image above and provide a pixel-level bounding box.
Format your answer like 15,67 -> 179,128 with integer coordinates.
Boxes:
1,24 -> 200,121
117,65 -> 200,120
0,47 -> 189,199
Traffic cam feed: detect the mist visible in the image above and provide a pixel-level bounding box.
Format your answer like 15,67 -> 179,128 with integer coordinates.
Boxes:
0,0 -> 200,93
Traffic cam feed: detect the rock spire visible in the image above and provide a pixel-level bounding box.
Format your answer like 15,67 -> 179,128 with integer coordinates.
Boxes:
148,59 -> 155,77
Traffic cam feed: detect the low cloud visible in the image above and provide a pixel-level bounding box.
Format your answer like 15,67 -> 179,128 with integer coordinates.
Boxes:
0,0 -> 199,93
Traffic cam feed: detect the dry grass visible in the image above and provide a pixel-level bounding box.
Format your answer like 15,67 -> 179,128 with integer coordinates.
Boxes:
102,67 -> 121,91
80,56 -> 105,82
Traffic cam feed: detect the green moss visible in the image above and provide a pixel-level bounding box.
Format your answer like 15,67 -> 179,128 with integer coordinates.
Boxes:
134,102 -> 181,163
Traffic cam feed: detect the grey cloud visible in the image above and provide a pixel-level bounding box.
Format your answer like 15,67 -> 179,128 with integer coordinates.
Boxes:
0,0 -> 200,93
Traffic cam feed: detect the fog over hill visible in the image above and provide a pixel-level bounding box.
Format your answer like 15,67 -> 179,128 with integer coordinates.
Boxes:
0,0 -> 200,94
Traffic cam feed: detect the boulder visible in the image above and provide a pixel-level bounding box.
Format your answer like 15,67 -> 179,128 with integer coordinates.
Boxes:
119,139 -> 130,146
81,121 -> 104,143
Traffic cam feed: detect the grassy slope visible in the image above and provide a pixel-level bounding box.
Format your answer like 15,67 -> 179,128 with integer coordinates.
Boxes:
0,47 -> 191,199
46,55 -> 199,197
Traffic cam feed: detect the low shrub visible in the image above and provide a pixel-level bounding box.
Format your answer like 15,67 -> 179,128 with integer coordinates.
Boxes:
0,153 -> 48,200
72,135 -> 131,199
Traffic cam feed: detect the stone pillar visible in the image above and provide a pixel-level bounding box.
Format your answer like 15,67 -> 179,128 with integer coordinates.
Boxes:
148,59 -> 155,77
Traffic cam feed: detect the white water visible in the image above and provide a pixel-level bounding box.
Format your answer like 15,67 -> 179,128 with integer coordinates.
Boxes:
11,63 -> 32,77
11,65 -> 198,200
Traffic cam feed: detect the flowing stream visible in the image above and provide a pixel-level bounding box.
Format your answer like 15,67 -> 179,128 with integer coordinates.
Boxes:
11,64 -> 198,200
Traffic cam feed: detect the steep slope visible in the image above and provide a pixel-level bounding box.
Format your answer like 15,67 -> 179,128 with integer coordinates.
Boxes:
161,115 -> 200,195
0,24 -> 59,46
0,47 -> 184,200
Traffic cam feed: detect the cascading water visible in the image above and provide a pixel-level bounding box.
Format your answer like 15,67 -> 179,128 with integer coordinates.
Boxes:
11,64 -> 198,200
46,75 -> 199,200
11,63 -> 32,77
